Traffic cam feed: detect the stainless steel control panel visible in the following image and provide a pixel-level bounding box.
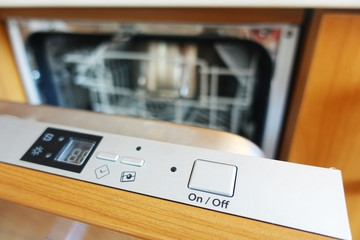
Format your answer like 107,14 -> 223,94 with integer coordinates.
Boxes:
0,116 -> 351,240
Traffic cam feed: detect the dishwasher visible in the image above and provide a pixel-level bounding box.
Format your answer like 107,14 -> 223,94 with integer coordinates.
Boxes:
7,19 -> 299,157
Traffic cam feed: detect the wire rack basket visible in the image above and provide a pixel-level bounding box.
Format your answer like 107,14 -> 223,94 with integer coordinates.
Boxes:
64,43 -> 259,133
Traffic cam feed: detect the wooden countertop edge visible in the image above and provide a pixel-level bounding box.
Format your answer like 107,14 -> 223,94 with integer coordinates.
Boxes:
0,1 -> 359,9
0,162 -> 333,240
0,8 -> 304,24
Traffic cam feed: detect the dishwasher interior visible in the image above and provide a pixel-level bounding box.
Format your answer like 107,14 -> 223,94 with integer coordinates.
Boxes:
7,19 -> 299,157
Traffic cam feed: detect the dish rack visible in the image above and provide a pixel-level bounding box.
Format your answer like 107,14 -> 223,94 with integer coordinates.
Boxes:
64,43 -> 259,133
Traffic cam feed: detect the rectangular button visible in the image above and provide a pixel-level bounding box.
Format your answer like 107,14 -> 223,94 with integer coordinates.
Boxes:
120,156 -> 145,167
188,159 -> 237,197
96,152 -> 119,162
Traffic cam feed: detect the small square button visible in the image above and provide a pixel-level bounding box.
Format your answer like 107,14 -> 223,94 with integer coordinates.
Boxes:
188,160 -> 237,197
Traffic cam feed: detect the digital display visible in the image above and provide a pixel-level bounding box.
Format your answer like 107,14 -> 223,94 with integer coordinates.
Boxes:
21,127 -> 102,173
55,138 -> 96,165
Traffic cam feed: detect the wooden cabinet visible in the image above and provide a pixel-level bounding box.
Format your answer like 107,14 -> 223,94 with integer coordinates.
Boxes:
0,22 -> 26,102
281,10 -> 360,239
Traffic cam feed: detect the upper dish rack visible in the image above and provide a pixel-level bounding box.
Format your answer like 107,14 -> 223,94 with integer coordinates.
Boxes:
64,42 -> 259,133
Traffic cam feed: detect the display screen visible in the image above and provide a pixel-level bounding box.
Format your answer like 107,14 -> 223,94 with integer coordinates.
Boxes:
55,138 -> 96,165
21,127 -> 102,173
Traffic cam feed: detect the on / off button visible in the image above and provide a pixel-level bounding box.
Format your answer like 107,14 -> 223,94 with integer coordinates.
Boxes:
188,160 -> 237,197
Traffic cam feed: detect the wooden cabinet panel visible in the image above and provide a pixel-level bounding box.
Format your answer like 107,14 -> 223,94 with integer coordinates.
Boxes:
286,12 -> 360,239
0,21 -> 26,102
0,199 -> 138,240
0,8 -> 304,24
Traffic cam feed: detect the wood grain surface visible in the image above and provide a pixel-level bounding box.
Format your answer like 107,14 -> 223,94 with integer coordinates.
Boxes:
0,22 -> 26,103
0,8 -> 304,24
0,199 -> 138,240
285,12 -> 360,239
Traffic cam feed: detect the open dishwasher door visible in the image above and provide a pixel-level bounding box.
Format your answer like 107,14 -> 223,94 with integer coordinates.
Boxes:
0,101 -> 351,240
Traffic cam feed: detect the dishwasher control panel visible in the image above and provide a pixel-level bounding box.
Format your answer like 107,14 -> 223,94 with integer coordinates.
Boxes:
0,116 -> 351,240
21,127 -> 102,173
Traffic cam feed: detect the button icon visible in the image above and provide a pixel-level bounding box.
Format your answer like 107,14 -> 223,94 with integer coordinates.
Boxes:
95,165 -> 110,179
121,171 -> 136,182
31,146 -> 44,156
42,133 -> 54,142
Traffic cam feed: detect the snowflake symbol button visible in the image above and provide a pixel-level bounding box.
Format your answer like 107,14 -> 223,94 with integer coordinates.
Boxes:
31,146 -> 44,156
